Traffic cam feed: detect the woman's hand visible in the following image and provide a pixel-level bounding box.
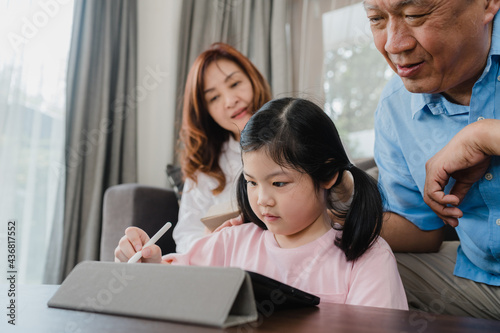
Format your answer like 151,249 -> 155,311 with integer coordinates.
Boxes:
114,227 -> 162,263
213,215 -> 243,232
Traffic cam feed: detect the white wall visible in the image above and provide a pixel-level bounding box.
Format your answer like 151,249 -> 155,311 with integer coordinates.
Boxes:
137,0 -> 182,187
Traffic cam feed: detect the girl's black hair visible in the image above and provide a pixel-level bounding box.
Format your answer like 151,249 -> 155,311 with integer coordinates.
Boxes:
236,97 -> 383,261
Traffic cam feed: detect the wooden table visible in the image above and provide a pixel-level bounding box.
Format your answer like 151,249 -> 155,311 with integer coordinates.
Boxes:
2,284 -> 500,332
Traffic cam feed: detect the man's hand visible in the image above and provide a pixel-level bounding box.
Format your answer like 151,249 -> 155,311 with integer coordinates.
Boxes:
424,120 -> 499,226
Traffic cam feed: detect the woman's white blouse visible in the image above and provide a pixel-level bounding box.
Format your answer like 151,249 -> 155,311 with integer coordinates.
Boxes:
172,137 -> 242,253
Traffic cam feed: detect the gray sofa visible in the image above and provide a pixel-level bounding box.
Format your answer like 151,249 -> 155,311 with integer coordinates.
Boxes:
100,158 -> 456,261
100,184 -> 179,261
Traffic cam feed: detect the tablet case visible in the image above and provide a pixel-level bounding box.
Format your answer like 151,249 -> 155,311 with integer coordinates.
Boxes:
47,261 -> 258,328
247,271 -> 320,308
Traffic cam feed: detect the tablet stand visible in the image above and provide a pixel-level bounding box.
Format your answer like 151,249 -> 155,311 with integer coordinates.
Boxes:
48,261 -> 258,328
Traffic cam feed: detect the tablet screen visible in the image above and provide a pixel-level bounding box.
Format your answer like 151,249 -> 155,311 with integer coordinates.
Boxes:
246,270 -> 320,309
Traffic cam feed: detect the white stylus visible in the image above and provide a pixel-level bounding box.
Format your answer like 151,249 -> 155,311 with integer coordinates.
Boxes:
127,222 -> 172,263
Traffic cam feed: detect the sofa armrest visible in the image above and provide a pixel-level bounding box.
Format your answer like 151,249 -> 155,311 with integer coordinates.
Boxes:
100,183 -> 179,261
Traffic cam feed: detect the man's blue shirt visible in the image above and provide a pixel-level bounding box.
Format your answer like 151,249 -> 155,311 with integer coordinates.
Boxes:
374,16 -> 500,285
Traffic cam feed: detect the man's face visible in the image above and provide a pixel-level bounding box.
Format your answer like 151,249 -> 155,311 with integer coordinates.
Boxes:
364,0 -> 498,104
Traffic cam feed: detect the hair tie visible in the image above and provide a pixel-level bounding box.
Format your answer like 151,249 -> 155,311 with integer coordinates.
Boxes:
346,163 -> 354,171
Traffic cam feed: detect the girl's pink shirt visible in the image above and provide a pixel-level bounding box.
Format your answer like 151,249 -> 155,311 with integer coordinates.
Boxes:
163,223 -> 408,310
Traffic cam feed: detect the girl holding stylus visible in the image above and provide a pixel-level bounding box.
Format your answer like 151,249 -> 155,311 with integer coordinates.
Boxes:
115,98 -> 407,310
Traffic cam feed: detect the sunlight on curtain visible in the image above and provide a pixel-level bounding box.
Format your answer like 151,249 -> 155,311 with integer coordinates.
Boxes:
0,0 -> 74,283
322,2 -> 393,159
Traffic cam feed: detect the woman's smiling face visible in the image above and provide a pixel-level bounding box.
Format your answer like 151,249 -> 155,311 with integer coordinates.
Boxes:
203,59 -> 254,140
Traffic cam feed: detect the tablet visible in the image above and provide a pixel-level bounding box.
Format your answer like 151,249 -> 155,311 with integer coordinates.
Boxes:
246,270 -> 320,309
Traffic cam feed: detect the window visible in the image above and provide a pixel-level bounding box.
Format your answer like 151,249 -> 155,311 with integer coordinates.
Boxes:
0,0 -> 74,283
322,2 -> 393,159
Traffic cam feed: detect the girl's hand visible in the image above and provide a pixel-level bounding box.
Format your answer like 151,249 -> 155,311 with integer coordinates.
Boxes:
213,215 -> 243,232
114,227 -> 162,263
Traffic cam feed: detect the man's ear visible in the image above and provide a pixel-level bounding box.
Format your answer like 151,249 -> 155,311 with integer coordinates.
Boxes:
484,0 -> 500,25
321,172 -> 338,190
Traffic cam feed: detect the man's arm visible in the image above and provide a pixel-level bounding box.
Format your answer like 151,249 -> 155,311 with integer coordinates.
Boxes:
424,119 -> 500,226
381,212 -> 444,253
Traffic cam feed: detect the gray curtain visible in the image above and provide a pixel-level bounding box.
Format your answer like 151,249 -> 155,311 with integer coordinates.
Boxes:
45,0 -> 138,283
173,0 -> 293,162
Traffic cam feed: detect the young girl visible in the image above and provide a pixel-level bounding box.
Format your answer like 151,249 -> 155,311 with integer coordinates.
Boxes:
173,43 -> 271,253
115,98 -> 408,310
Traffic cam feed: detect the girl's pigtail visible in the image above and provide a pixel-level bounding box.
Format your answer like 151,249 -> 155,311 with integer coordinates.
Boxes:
335,165 -> 383,261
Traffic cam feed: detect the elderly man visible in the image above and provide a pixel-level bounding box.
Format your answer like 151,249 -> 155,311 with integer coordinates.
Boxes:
364,0 -> 500,319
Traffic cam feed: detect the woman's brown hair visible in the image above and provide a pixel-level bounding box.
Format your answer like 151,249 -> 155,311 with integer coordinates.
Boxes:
180,42 -> 272,195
